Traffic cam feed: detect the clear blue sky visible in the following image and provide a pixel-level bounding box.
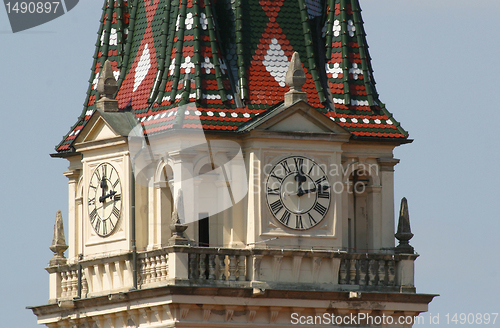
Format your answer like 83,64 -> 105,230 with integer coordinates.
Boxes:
1,1 -> 499,327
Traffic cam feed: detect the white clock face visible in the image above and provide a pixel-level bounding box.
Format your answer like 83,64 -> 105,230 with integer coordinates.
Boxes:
266,156 -> 331,230
88,162 -> 122,237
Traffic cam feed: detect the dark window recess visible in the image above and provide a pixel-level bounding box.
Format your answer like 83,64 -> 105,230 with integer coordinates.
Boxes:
198,213 -> 209,247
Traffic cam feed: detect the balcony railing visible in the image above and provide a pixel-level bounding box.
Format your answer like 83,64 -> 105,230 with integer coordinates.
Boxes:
47,247 -> 417,302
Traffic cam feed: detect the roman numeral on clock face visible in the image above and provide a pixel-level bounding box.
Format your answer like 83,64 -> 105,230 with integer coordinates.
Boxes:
270,173 -> 283,183
94,219 -> 101,234
313,202 -> 327,216
307,213 -> 317,226
270,199 -> 284,215
112,206 -> 121,218
102,220 -> 108,235
293,157 -> 304,172
315,176 -> 327,185
280,160 -> 291,174
295,215 -> 304,229
267,187 -> 280,195
318,189 -> 330,199
89,209 -> 97,224
280,210 -> 291,226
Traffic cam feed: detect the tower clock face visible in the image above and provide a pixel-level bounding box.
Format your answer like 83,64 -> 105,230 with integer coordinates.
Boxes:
266,156 -> 331,230
88,162 -> 122,237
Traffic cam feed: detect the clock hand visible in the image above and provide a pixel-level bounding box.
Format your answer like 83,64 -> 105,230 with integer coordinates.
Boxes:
99,175 -> 108,203
103,190 -> 117,201
298,184 -> 330,196
294,164 -> 307,186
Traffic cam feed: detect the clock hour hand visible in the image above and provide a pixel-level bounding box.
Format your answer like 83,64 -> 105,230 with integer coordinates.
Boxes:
99,175 -> 108,203
297,184 -> 330,197
102,190 -> 117,202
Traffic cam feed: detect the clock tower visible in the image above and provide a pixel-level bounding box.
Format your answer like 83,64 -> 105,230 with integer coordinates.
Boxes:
30,1 -> 435,327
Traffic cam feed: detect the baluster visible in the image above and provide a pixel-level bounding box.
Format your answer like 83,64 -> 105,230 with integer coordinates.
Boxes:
377,260 -> 386,286
82,276 -> 88,296
189,253 -> 198,280
138,258 -> 145,286
349,259 -> 357,285
218,254 -> 226,281
150,256 -> 157,283
339,260 -> 347,284
199,254 -> 207,280
61,271 -> 68,297
358,260 -> 367,285
387,260 -> 396,286
71,270 -> 78,297
145,257 -> 151,284
208,254 -> 216,281
228,255 -> 237,281
155,256 -> 162,282
160,254 -> 168,281
368,260 -> 376,286
237,255 -> 246,281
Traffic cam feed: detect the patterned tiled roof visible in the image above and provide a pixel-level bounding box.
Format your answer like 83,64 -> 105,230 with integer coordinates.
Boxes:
56,0 -> 407,153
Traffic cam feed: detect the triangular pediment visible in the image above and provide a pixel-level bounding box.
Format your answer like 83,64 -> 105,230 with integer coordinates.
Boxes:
73,109 -> 137,151
246,101 -> 350,135
84,117 -> 118,142
76,116 -> 120,144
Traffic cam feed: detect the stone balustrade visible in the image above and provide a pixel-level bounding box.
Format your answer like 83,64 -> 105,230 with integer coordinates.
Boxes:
338,256 -> 396,286
138,250 -> 169,287
186,248 -> 251,282
47,247 -> 417,303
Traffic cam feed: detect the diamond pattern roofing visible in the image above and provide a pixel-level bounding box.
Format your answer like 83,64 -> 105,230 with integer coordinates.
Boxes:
56,0 -> 408,153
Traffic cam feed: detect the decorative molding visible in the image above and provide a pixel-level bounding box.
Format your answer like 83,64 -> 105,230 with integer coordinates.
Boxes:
292,256 -> 302,282
273,255 -> 283,281
104,262 -> 114,290
154,306 -> 163,323
140,308 -> 151,325
225,306 -> 236,322
180,304 -> 191,320
203,305 -> 214,321
377,158 -> 400,171
270,306 -> 282,323
163,304 -> 174,321
293,307 -> 305,316
248,306 -> 260,323
312,257 -> 322,283
253,255 -> 263,281
104,314 -> 115,328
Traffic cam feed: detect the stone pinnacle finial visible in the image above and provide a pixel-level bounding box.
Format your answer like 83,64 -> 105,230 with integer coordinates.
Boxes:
395,197 -> 415,254
96,60 -> 119,112
49,210 -> 68,266
284,52 -> 307,106
168,189 -> 189,246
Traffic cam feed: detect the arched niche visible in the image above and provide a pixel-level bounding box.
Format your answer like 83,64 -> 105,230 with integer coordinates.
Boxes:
150,160 -> 175,248
344,161 -> 382,253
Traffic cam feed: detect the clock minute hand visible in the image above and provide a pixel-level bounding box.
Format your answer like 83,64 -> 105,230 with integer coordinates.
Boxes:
297,186 -> 315,197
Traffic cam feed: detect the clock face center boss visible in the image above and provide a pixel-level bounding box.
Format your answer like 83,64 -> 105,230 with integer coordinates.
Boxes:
265,156 -> 331,230
87,162 -> 122,237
